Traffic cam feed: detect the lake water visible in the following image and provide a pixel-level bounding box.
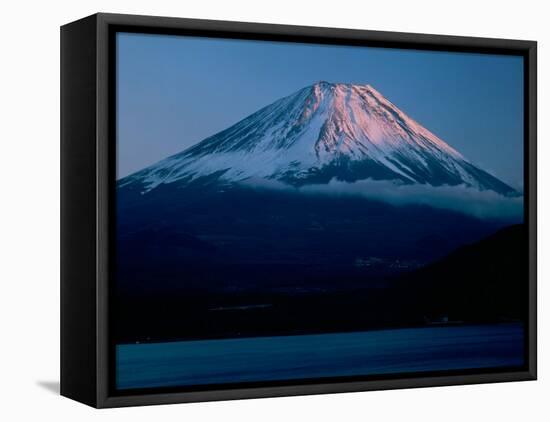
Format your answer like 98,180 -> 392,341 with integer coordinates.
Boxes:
116,323 -> 524,390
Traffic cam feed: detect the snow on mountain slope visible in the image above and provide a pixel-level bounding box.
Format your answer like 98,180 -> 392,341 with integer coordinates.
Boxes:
118,81 -> 516,196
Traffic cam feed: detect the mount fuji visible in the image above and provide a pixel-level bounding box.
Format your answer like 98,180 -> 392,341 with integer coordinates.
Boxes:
119,81 -> 515,196
114,82 -> 522,343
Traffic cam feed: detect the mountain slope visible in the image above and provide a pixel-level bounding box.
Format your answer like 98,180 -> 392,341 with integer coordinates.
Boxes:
119,81 -> 515,195
395,224 -> 527,322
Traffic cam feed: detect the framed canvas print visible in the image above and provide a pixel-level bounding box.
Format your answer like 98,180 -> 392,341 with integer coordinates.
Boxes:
60,13 -> 537,408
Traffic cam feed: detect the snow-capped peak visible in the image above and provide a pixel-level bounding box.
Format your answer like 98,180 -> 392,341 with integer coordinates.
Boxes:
119,82 -> 515,196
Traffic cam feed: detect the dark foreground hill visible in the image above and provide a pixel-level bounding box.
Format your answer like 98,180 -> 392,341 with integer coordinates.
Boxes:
394,223 -> 528,323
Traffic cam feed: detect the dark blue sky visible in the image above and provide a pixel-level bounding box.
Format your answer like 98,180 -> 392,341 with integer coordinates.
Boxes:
117,32 -> 524,187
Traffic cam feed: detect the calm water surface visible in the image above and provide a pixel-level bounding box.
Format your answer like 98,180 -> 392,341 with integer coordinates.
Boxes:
116,323 -> 523,389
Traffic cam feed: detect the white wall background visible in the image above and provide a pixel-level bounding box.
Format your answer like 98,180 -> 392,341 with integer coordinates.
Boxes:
0,0 -> 547,420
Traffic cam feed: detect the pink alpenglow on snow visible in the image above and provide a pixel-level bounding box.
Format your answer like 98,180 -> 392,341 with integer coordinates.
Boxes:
120,82 -> 516,196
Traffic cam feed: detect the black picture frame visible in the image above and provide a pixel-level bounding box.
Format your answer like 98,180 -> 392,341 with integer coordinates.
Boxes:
61,12 -> 537,408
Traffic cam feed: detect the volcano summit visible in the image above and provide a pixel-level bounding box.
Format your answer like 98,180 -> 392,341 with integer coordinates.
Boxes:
119,82 -> 515,196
